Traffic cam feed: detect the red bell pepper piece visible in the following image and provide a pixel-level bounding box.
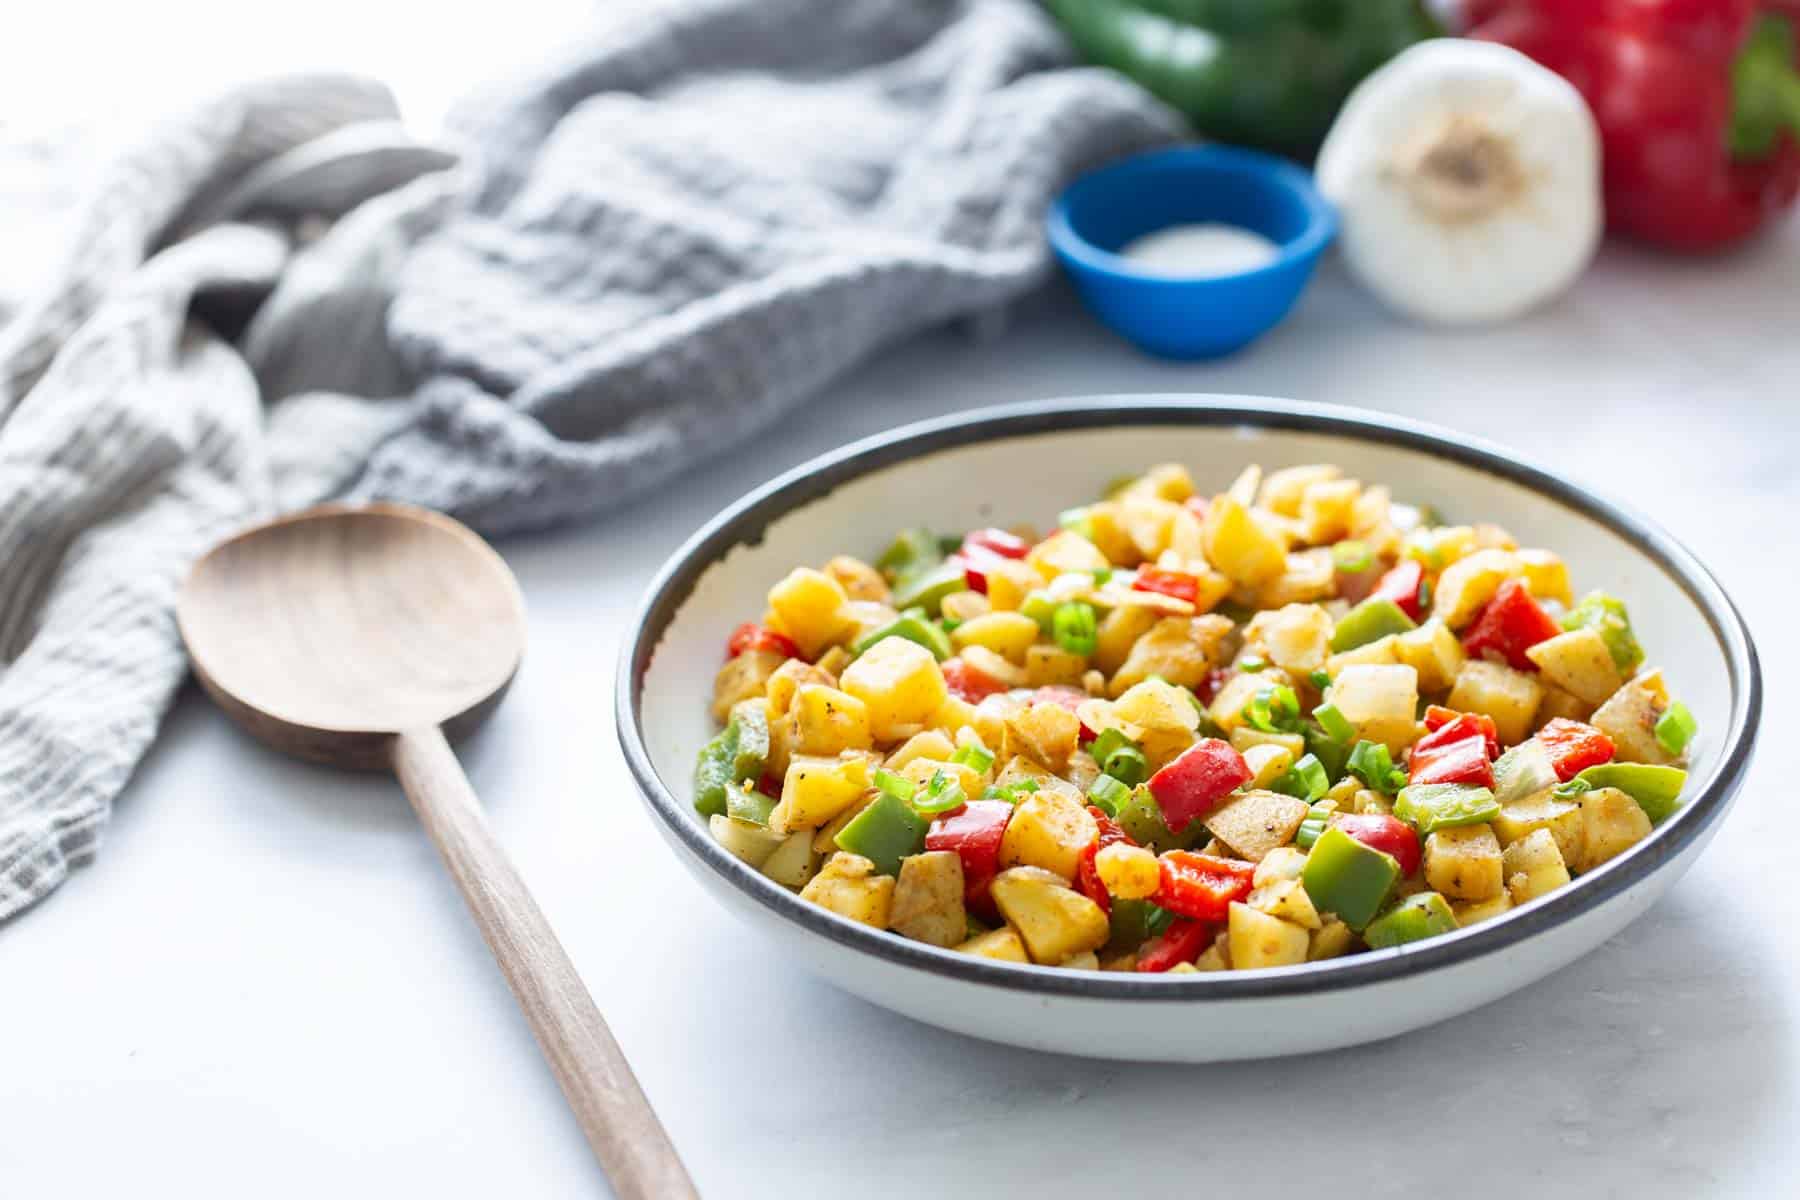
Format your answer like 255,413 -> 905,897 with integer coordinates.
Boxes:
1472,0 -> 1800,251
961,528 -> 1031,560
1147,739 -> 1252,833
1415,713 -> 1500,762
1424,706 -> 1500,757
1537,718 -> 1618,781
925,799 -> 1013,917
1133,567 -> 1201,606
1077,807 -> 1136,914
726,621 -> 801,661
1462,578 -> 1563,671
1195,667 -> 1232,707
941,656 -> 1009,704
1155,851 -> 1256,922
1032,685 -> 1097,742
1136,917 -> 1214,973
1407,733 -> 1496,790
1370,559 -> 1427,621
1332,814 -> 1422,877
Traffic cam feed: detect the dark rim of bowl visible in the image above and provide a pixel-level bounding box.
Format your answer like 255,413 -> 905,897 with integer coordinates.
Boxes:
615,396 -> 1760,1001
1046,145 -> 1338,286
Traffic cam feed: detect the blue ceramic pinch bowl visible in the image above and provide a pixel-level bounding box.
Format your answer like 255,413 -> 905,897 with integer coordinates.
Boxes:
1048,145 -> 1337,359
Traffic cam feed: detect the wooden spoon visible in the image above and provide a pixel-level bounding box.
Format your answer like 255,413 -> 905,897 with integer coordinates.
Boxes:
177,503 -> 697,1199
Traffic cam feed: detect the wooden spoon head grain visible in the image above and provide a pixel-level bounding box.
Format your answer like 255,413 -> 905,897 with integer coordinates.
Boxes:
177,504 -> 526,769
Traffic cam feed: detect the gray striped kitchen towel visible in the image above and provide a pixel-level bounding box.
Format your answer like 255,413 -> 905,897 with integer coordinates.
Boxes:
0,0 -> 1179,920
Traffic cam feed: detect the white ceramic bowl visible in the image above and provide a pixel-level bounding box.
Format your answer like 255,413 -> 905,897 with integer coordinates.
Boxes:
616,397 -> 1759,1062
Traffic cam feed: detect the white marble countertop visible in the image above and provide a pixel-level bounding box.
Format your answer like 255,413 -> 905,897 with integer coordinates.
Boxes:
3,198 -> 1795,1194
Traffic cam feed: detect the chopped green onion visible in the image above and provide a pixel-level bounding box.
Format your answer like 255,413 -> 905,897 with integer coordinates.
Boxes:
1238,654 -> 1268,673
1346,740 -> 1408,794
982,778 -> 1040,804
1295,798 -> 1337,849
1087,774 -> 1132,817
914,769 -> 968,815
1243,684 -> 1301,734
1089,727 -> 1134,764
1272,753 -> 1330,803
1312,702 -> 1355,744
1104,745 -> 1149,787
951,743 -> 995,773
1308,669 -> 1332,691
1654,701 -> 1697,755
1143,903 -> 1177,937
1053,601 -> 1099,656
1091,566 -> 1114,586
1551,777 -> 1592,801
1333,540 -> 1373,573
874,769 -> 916,804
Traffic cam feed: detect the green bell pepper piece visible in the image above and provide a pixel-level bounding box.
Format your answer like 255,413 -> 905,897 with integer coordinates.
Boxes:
1330,597 -> 1418,652
725,780 -> 777,827
1087,773 -> 1132,817
731,702 -> 769,783
1302,826 -> 1400,931
853,613 -> 953,661
892,559 -> 968,614
1560,590 -> 1645,673
876,527 -> 942,579
1395,782 -> 1500,835
1573,763 -> 1689,824
693,724 -> 739,818
1043,0 -> 1439,157
1364,891 -> 1458,950
1020,589 -> 1059,633
1112,785 -> 1205,853
1655,700 -> 1697,756
833,791 -> 928,876
1304,723 -> 1351,782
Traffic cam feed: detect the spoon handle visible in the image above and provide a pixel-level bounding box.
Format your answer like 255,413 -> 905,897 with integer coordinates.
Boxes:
393,726 -> 699,1199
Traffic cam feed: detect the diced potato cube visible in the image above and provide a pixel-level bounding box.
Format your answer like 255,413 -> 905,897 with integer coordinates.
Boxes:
1433,548 -> 1521,629
1579,786 -> 1652,872
1493,792 -> 1585,868
1227,724 -> 1306,761
709,814 -> 786,868
1423,824 -> 1504,901
1194,932 -> 1232,972
951,611 -> 1042,665
1590,671 -> 1679,765
712,649 -> 785,723
1451,893 -> 1513,926
1350,788 -> 1394,816
800,852 -> 895,927
771,754 -> 870,834
1025,643 -> 1088,687
1003,702 -> 1081,773
1308,917 -> 1357,961
1228,902 -> 1311,969
1059,950 -> 1101,971
890,851 -> 967,947
1502,828 -> 1571,904
1116,495 -> 1186,561
1241,743 -> 1295,790
1254,548 -> 1337,609
1095,843 -> 1161,900
767,567 -> 852,658
824,555 -> 890,603
1393,619 -> 1466,695
1092,605 -> 1158,675
931,694 -> 981,740
1516,549 -> 1572,606
840,600 -> 901,645
1534,684 -> 1594,729
1326,634 -> 1402,674
1351,486 -> 1392,537
841,637 -> 950,742
1253,846 -> 1308,886
1121,463 -> 1197,503
1204,790 -> 1309,862
791,685 -> 872,756
956,926 -> 1029,962
1251,603 -> 1333,677
1113,678 -> 1201,767
1108,615 -> 1234,696
897,758 -> 984,803
1226,464 -> 1262,506
1202,495 -> 1288,587
1299,478 -> 1361,544
1328,664 -> 1421,753
759,830 -> 820,888
1209,670 -> 1269,735
1446,659 -> 1543,746
1028,529 -> 1110,579
886,729 -> 956,771
981,558 -> 1043,612
990,867 -> 1110,963
1100,951 -> 1140,972
1247,878 -> 1322,929
766,658 -> 837,720
941,590 -> 992,625
1260,464 -> 1342,517
1526,627 -> 1622,707
998,789 -> 1098,881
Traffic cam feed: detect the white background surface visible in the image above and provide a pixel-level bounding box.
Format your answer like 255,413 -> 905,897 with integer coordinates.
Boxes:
4,4 -> 1798,1197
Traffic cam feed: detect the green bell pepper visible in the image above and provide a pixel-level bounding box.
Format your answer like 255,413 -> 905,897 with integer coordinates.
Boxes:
1112,784 -> 1204,853
1395,782 -> 1499,835
892,559 -> 968,614
732,702 -> 770,783
1302,825 -> 1399,931
1364,891 -> 1458,949
725,780 -> 777,827
693,703 -> 771,818
876,527 -> 943,579
853,612 -> 953,660
1560,590 -> 1645,673
1330,597 -> 1418,652
834,790 -> 928,876
1572,763 -> 1688,824
1044,0 -> 1440,157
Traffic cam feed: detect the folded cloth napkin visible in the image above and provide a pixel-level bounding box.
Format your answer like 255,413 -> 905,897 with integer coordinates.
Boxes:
0,0 -> 1178,921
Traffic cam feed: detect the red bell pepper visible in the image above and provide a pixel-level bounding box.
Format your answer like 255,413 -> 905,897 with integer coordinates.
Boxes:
941,656 -> 1009,704
1196,667 -> 1232,707
1370,559 -> 1428,621
1537,718 -> 1618,781
1136,917 -> 1214,973
1147,739 -> 1251,833
1407,733 -> 1496,789
726,621 -> 801,661
1077,807 -> 1136,913
1332,813 -> 1422,877
1133,567 -> 1201,606
1462,578 -> 1562,670
962,528 -> 1031,560
925,799 -> 1013,916
1155,851 -> 1256,922
1424,706 -> 1501,757
1471,0 -> 1800,251
1032,684 -> 1098,742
